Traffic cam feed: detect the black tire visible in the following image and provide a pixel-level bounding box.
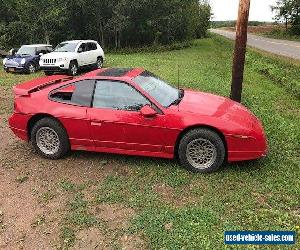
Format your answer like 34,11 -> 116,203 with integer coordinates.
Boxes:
44,71 -> 54,76
31,117 -> 70,159
68,60 -> 78,76
95,57 -> 103,69
178,128 -> 225,173
26,63 -> 36,74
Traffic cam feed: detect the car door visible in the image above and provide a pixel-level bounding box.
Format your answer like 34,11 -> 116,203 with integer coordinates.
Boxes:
49,79 -> 95,148
86,42 -> 97,65
87,80 -> 168,153
77,43 -> 89,66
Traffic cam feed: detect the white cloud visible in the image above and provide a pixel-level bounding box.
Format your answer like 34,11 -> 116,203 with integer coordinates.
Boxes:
210,0 -> 277,21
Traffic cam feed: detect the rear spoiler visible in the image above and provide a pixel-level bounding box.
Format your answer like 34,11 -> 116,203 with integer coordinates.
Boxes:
13,75 -> 73,96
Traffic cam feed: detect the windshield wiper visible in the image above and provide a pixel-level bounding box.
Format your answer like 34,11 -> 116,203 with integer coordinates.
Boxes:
168,89 -> 184,107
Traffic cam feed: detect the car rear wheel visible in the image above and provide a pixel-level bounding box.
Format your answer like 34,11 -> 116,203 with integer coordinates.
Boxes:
68,61 -> 78,76
27,63 -> 36,74
178,128 -> 225,173
31,117 -> 70,159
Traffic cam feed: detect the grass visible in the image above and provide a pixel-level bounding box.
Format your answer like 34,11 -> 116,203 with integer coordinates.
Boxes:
1,35 -> 300,249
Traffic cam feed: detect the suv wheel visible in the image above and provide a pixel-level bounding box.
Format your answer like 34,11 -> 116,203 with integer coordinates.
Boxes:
68,61 -> 78,76
178,128 -> 225,173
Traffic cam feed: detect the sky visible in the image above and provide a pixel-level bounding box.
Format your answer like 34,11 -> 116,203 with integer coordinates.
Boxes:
210,0 -> 277,22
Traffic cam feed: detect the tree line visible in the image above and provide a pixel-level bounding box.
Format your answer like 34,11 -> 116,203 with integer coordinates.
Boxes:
211,21 -> 270,28
0,0 -> 211,49
272,0 -> 300,34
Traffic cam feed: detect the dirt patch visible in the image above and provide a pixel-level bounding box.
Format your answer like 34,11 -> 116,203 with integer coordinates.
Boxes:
86,204 -> 146,249
223,25 -> 286,34
0,171 -> 61,249
120,233 -> 146,249
92,204 -> 135,230
152,183 -> 199,208
73,227 -> 110,250
252,192 -> 272,209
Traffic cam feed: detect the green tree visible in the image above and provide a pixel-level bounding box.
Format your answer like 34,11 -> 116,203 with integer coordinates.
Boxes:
272,0 -> 300,34
0,0 -> 212,49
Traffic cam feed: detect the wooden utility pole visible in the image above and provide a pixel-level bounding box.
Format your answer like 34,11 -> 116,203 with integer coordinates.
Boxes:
230,0 -> 251,103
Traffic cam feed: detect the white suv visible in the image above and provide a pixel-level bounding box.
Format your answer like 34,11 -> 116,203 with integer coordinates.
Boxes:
39,40 -> 104,76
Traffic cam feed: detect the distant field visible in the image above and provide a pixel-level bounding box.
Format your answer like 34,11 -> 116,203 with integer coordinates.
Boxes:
223,24 -> 285,33
223,24 -> 300,42
0,36 -> 299,249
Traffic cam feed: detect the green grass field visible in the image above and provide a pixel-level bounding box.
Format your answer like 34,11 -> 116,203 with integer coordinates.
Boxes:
0,35 -> 299,249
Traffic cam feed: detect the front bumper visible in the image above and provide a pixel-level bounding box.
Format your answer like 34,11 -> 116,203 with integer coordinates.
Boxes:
39,60 -> 70,72
40,66 -> 68,73
4,65 -> 27,73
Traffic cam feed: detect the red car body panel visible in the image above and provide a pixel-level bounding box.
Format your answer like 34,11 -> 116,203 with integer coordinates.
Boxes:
8,69 -> 268,162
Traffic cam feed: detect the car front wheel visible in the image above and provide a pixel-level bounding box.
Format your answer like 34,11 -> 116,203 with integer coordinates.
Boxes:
178,128 -> 225,173
68,61 -> 78,76
31,117 -> 70,159
27,63 -> 36,74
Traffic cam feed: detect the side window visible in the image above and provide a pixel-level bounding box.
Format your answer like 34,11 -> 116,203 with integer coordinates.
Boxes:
87,42 -> 97,51
78,43 -> 87,52
50,80 -> 95,107
93,80 -> 150,111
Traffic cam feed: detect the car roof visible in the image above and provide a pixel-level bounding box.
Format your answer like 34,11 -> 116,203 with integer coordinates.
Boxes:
83,68 -> 145,80
62,40 -> 98,44
21,44 -> 52,47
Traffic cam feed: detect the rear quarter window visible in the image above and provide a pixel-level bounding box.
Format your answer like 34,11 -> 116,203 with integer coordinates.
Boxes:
50,80 -> 95,107
87,42 -> 97,51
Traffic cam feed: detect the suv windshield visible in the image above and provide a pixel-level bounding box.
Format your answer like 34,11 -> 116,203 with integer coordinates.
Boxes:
134,71 -> 183,107
54,42 -> 78,52
17,46 -> 36,56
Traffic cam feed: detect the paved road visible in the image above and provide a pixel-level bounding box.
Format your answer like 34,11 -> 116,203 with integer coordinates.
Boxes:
210,29 -> 300,60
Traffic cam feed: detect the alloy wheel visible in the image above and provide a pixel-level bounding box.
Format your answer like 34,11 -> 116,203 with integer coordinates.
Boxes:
186,138 -> 217,169
36,127 -> 60,155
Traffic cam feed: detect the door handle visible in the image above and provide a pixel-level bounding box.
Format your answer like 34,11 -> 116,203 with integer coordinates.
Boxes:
91,121 -> 102,126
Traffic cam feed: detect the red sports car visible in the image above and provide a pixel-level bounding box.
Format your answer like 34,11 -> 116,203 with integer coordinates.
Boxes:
8,68 -> 268,173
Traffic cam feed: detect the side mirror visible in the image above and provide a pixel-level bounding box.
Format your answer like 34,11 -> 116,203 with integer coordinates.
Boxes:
77,48 -> 83,53
140,105 -> 157,118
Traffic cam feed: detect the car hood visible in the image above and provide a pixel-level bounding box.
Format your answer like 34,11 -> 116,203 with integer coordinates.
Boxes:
41,52 -> 76,59
178,90 -> 257,127
5,54 -> 34,63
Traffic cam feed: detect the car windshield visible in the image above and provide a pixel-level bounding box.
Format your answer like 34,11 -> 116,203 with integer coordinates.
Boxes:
54,42 -> 78,52
16,46 -> 36,56
134,71 -> 182,107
